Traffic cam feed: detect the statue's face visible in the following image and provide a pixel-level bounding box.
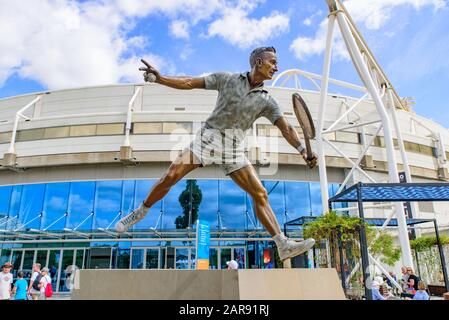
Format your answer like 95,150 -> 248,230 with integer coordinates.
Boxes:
256,51 -> 278,80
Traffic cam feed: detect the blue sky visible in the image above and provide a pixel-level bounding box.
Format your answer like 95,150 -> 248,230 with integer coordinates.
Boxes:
0,0 -> 448,127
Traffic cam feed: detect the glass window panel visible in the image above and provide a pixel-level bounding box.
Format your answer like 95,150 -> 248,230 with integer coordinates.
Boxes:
116,249 -> 130,269
310,182 -> 323,216
121,180 -> 136,223
175,248 -> 189,269
419,144 -> 433,156
36,250 -> 48,268
133,122 -> 163,134
67,181 -> 95,230
220,248 -> 232,269
42,183 -> 70,230
11,251 -> 23,278
18,184 -> 45,231
405,141 -> 420,153
6,185 -> 23,230
133,180 -> 158,230
94,180 -> 122,229
146,249 -> 159,269
0,131 -> 11,144
0,249 -> 12,267
96,123 -> 124,135
59,250 -> 74,292
209,248 -> 218,269
43,126 -> 70,139
131,249 -> 144,269
159,180 -> 186,230
69,125 -> 96,137
264,181 -> 286,226
197,180 -> 219,229
285,182 -> 311,218
190,249 -> 196,269
48,250 -> 61,291
233,248 -> 246,269
75,250 -> 84,269
219,180 -> 246,230
160,247 -> 167,269
88,247 -> 111,269
22,250 -> 35,278
17,128 -> 44,141
336,131 -> 360,143
323,131 -> 336,141
162,122 -> 192,134
0,186 -> 12,218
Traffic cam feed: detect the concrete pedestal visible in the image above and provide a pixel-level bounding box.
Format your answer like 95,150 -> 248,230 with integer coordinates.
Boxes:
71,269 -> 345,300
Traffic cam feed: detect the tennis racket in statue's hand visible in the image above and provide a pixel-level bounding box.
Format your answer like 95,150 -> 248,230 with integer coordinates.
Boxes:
292,93 -> 318,169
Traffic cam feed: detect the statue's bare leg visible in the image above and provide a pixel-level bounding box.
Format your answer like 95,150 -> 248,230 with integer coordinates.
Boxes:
115,149 -> 201,232
229,165 -> 281,236
229,165 -> 315,261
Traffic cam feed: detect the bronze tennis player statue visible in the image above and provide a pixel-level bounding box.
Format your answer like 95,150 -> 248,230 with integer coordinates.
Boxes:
116,47 -> 318,262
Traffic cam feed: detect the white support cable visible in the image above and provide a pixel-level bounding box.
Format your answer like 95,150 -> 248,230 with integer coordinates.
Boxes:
106,211 -> 122,229
324,119 -> 381,134
13,214 -> 42,232
279,74 -> 291,87
336,123 -> 383,194
43,213 -> 68,231
324,93 -> 370,133
8,95 -> 42,154
0,216 -> 17,228
323,137 -> 377,183
73,212 -> 94,231
153,210 -> 164,230
272,68 -> 367,92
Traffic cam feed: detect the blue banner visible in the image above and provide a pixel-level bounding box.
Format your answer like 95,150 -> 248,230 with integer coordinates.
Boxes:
196,219 -> 210,269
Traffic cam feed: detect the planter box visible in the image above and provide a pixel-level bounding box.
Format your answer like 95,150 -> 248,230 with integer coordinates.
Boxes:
428,284 -> 446,296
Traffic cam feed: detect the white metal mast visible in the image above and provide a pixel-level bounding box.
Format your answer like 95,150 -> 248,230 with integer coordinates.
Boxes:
317,0 -> 414,267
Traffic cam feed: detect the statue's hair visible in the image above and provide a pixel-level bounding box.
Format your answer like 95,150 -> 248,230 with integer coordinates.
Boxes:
249,46 -> 276,68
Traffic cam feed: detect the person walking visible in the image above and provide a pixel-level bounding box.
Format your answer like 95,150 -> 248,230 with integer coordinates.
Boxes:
116,46 -> 317,262
38,267 -> 52,300
0,262 -> 13,300
12,271 -> 28,300
28,263 -> 42,300
226,260 -> 239,270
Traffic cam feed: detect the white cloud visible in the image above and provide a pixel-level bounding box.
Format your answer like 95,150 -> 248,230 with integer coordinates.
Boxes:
302,9 -> 323,26
207,3 -> 290,49
303,18 -> 313,26
180,46 -> 195,61
170,20 -> 190,39
0,0 -> 174,90
114,0 -> 222,24
290,20 -> 349,61
290,0 -> 446,61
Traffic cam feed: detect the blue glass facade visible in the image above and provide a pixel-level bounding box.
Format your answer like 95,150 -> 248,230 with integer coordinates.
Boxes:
0,179 -> 341,232
0,179 -> 342,292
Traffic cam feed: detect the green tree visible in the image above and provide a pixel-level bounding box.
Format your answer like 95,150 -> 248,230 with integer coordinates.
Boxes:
175,180 -> 202,229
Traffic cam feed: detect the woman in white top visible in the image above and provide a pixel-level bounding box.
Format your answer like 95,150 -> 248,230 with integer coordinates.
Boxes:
38,267 -> 52,300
